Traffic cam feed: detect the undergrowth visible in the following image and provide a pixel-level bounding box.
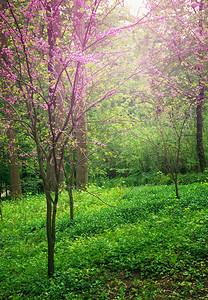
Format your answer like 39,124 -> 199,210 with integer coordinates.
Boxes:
0,183 -> 208,299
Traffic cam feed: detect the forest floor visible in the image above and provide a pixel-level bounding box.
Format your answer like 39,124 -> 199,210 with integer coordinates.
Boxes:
0,183 -> 208,299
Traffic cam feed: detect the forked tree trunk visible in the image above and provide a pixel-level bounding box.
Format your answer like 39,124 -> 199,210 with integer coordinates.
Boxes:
35,133 -> 58,278
45,0 -> 66,277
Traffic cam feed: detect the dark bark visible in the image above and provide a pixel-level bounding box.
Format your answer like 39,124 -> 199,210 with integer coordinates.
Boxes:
196,85 -> 206,172
64,164 -> 74,220
45,158 -> 59,277
46,0 -> 64,191
76,115 -> 88,189
36,134 -> 58,277
173,175 -> 179,199
196,0 -> 206,172
7,123 -> 22,200
45,188 -> 57,277
46,195 -> 54,277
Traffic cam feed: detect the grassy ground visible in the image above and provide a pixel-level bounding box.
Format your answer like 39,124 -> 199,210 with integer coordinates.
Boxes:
0,183 -> 208,299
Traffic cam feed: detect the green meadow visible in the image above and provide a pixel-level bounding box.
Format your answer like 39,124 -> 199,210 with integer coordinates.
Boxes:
0,183 -> 208,299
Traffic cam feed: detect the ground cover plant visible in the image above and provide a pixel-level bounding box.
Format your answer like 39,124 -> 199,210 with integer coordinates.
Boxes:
1,0 -> 208,280
0,182 -> 208,299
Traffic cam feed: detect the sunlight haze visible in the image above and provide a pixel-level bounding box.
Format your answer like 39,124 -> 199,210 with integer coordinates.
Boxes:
124,0 -> 146,16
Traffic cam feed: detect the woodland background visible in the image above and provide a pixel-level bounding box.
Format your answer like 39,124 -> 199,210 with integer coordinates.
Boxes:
0,0 -> 208,298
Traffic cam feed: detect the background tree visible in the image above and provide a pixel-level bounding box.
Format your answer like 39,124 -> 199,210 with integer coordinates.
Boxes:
144,0 -> 208,171
73,0 -> 88,189
86,0 -> 208,187
0,0 -> 22,200
196,0 -> 207,172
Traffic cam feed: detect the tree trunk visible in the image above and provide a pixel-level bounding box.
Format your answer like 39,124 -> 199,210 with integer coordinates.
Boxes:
196,0 -> 206,172
76,110 -> 88,189
7,122 -> 22,200
46,0 -> 64,191
173,175 -> 179,199
0,0 -> 22,200
64,164 -> 74,220
196,85 -> 206,172
74,0 -> 88,189
45,188 -> 56,277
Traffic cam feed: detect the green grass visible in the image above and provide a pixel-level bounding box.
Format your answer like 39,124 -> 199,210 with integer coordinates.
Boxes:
0,183 -> 208,299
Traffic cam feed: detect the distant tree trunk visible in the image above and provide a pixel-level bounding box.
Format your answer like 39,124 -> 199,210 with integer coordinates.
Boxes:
76,100 -> 88,189
7,122 -> 22,200
64,155 -> 74,220
73,0 -> 88,189
196,85 -> 206,172
0,0 -> 22,200
196,0 -> 206,172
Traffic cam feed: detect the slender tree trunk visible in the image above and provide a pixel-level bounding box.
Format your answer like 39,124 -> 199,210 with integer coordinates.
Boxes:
35,131 -> 58,277
45,0 -> 67,276
196,0 -> 206,172
196,85 -> 206,172
64,161 -> 74,220
0,0 -> 22,200
44,156 -> 59,277
69,149 -> 75,219
76,108 -> 88,189
46,195 -> 54,277
45,188 -> 57,277
46,0 -> 64,191
173,175 -> 179,199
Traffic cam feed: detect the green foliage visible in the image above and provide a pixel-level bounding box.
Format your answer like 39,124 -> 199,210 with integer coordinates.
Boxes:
0,183 -> 208,299
178,169 -> 208,185
90,168 -> 208,188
